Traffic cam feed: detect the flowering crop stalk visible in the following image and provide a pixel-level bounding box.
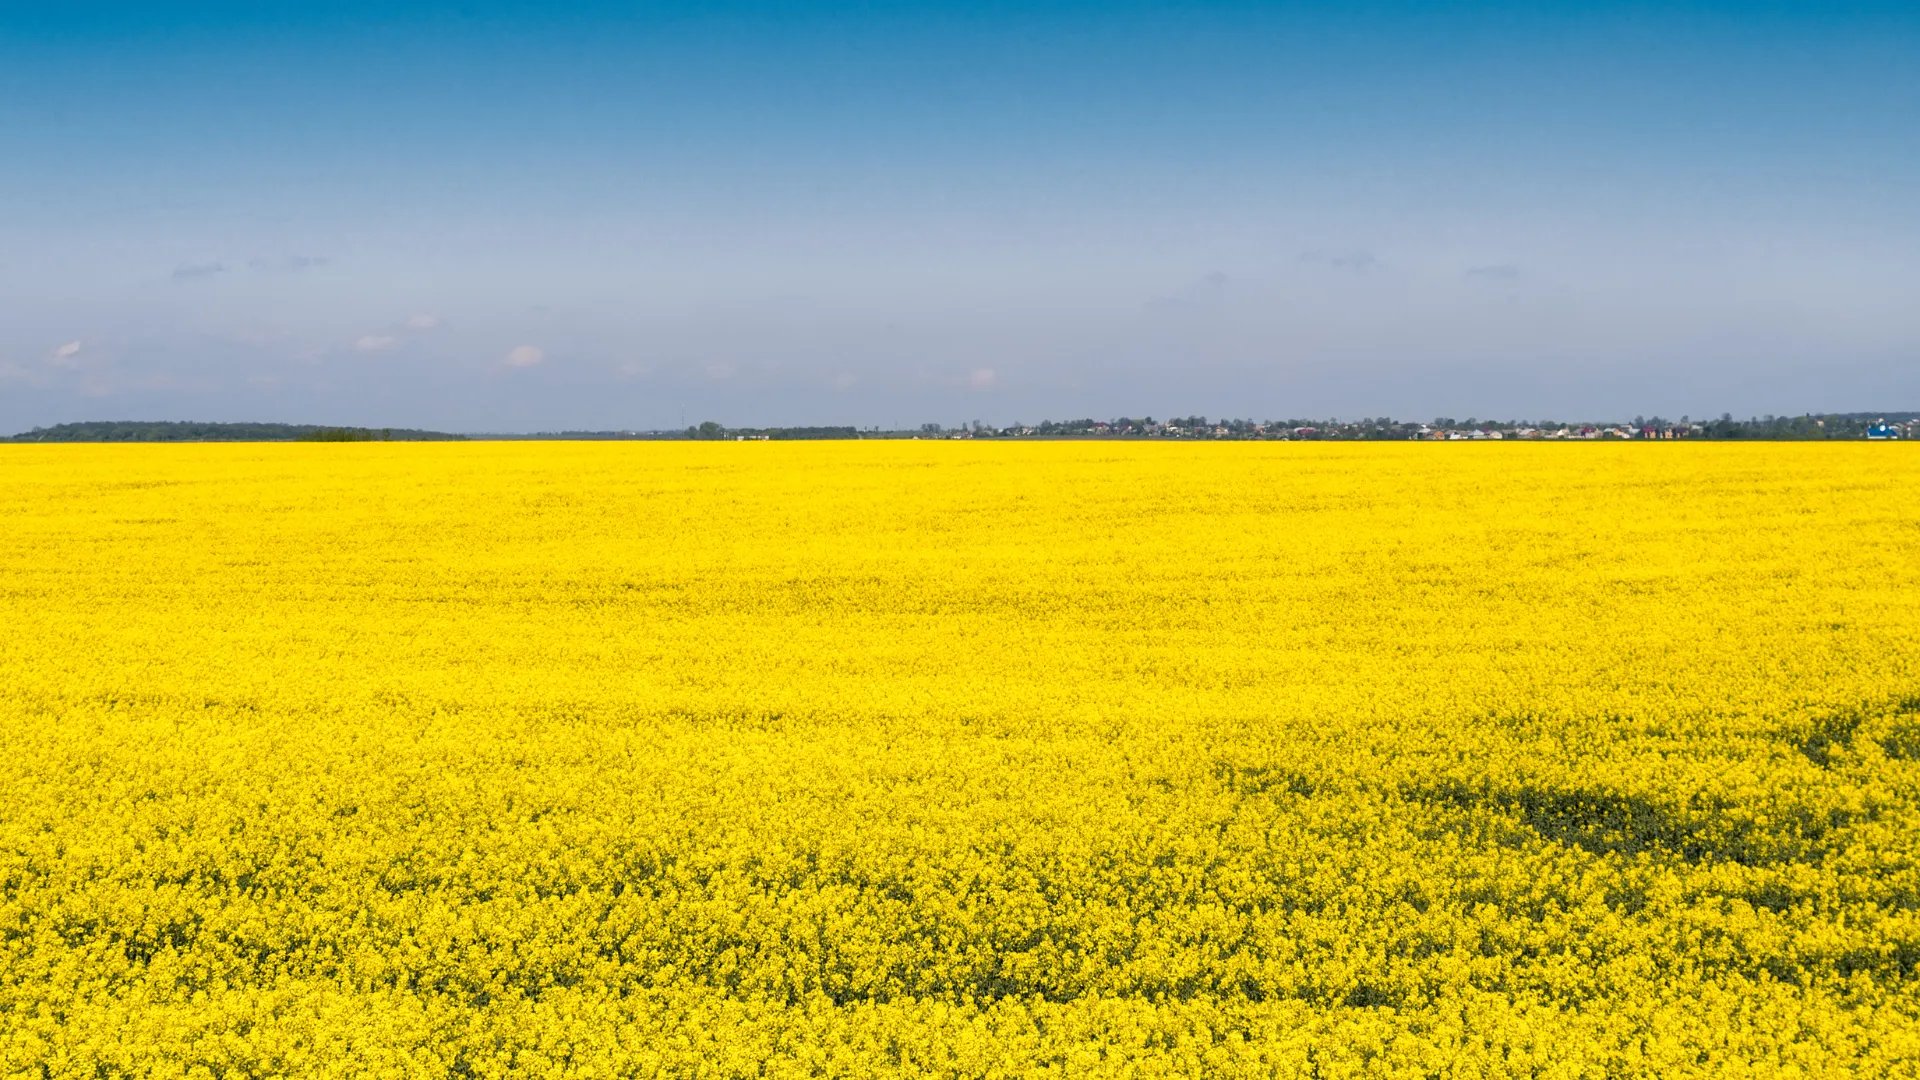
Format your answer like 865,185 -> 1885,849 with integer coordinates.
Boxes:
1,441 -> 1917,1077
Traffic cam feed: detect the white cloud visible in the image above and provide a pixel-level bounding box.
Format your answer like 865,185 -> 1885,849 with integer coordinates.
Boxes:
968,367 -> 998,391
350,314 -> 441,353
48,340 -> 86,368
504,344 -> 545,368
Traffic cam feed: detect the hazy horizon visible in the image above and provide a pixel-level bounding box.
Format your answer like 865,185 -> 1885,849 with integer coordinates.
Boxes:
4,2 -> 1916,432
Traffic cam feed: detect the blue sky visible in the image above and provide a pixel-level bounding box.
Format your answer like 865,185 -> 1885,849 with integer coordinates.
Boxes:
2,2 -> 1916,430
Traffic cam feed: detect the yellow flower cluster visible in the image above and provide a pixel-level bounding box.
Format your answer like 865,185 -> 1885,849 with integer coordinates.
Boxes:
2,442 -> 1917,1077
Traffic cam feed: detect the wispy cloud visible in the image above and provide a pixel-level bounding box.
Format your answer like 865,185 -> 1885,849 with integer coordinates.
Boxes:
249,254 -> 330,273
1150,270 -> 1232,310
51,340 -> 84,365
504,344 -> 545,369
348,314 -> 442,353
167,255 -> 329,281
968,367 -> 998,391
1299,249 -> 1383,273
1465,264 -> 1523,282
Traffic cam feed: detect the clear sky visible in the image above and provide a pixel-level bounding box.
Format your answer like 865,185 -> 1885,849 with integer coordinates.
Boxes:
2,1 -> 1916,431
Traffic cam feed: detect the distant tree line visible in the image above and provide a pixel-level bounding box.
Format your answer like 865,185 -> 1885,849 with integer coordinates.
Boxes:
1683,413 -> 1917,439
690,424 -> 861,440
3,421 -> 464,442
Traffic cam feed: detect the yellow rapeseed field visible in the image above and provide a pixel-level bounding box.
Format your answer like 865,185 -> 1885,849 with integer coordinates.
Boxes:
2,441 -> 1918,1078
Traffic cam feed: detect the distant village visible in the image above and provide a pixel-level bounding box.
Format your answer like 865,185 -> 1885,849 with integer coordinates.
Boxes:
926,414 -> 1915,441
716,412 -> 1916,442
7,413 -> 1913,443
